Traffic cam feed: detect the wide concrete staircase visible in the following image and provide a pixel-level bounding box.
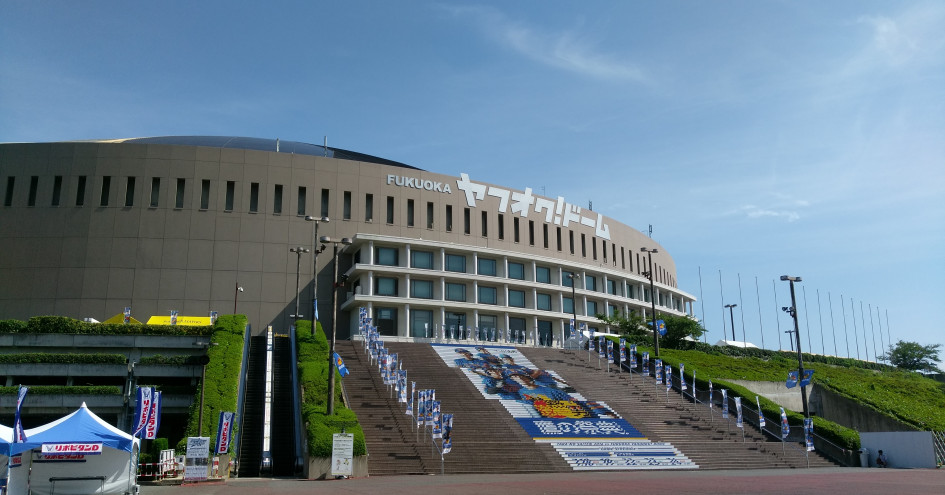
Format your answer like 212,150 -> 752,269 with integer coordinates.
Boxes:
338,340 -> 836,475
521,347 -> 837,470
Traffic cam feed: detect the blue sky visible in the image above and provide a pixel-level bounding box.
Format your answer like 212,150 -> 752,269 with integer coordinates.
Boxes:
2,1 -> 943,366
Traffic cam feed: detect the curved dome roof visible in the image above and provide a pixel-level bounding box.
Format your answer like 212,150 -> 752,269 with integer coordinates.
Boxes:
104,136 -> 422,170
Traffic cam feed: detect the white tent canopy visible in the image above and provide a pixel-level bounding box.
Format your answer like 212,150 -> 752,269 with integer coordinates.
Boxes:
715,339 -> 758,349
9,403 -> 140,495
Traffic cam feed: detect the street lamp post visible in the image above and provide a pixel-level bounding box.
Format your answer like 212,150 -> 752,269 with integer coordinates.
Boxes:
233,283 -> 244,314
567,272 -> 580,340
321,236 -> 352,416
725,303 -> 738,342
641,248 -> 660,358
289,247 -> 310,323
781,275 -> 809,418
305,216 -> 330,335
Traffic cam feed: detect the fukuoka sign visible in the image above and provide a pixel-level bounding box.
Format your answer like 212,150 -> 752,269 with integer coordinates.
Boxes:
387,173 -> 613,241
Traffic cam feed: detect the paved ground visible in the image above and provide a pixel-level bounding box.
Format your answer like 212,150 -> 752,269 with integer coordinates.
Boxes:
142,468 -> 944,495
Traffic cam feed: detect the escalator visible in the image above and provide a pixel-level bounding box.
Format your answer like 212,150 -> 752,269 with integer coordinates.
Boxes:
236,335 -> 266,477
270,335 -> 297,476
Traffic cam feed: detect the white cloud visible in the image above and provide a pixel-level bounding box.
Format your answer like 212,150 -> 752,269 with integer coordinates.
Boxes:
740,205 -> 801,222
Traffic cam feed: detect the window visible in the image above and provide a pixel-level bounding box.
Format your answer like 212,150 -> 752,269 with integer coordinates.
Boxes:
376,307 -> 398,336
225,181 -> 235,211
124,177 -> 135,207
498,214 -> 505,240
581,234 -> 586,257
75,176 -> 87,206
426,201 -> 434,229
411,310 -> 434,338
569,230 -> 575,255
407,199 -> 415,227
562,270 -> 575,287
446,283 -> 466,302
513,217 -> 520,242
411,250 -> 434,269
478,286 -> 497,305
100,176 -> 110,206
587,300 -> 598,316
386,196 -> 394,224
556,227 -> 562,251
411,280 -> 434,299
297,186 -> 306,216
585,275 -> 596,291
592,237 -> 597,260
445,254 -> 466,273
607,279 -> 617,295
445,205 -> 453,232
610,305 -> 619,317
542,224 -> 549,248
621,246 -> 626,269
627,283 -> 636,299
376,277 -> 398,296
508,289 -> 526,308
536,293 -> 552,311
563,297 -> 574,314
481,211 -> 488,237
479,315 -> 498,336
478,258 -> 496,276
176,178 -> 186,209
508,262 -> 525,280
249,182 -> 259,212
376,247 -> 399,266
528,220 -> 535,246
321,188 -> 330,217
52,175 -> 62,206
28,176 -> 38,206
3,177 -> 14,206
149,177 -> 160,207
463,208 -> 471,234
365,193 -> 373,222
202,180 -> 212,210
343,191 -> 351,220
535,266 -> 551,284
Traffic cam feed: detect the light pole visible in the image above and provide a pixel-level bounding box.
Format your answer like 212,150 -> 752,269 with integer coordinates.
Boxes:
725,303 -> 738,342
289,247 -> 310,323
567,272 -> 580,340
305,216 -> 330,335
641,248 -> 660,358
321,235 -> 352,416
781,275 -> 809,418
234,283 -> 244,314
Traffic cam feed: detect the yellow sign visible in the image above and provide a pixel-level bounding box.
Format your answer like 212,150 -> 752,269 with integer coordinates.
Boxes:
146,316 -> 213,326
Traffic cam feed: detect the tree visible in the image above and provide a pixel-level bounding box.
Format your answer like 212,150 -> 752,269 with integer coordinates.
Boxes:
880,340 -> 942,373
597,310 -> 648,339
596,311 -> 704,349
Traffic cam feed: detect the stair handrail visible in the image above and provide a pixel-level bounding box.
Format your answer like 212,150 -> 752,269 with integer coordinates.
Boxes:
233,322 -> 252,476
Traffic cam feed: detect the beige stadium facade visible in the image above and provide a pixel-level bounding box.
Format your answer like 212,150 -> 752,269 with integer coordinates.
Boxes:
0,137 -> 696,342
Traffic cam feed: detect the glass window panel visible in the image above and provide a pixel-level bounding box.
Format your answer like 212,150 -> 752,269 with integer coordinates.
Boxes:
411,250 -> 434,269
478,258 -> 496,276
536,293 -> 552,311
508,262 -> 525,280
536,266 -> 551,284
446,283 -> 466,302
411,280 -> 433,299
376,277 -> 398,296
508,289 -> 525,308
445,254 -> 466,273
478,286 -> 497,305
376,247 -> 399,266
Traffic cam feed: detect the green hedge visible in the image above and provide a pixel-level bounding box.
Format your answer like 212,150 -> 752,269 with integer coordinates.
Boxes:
138,354 -> 207,366
0,353 -> 127,365
174,315 -> 246,453
0,385 -> 121,395
295,321 -> 366,458
0,316 -> 212,336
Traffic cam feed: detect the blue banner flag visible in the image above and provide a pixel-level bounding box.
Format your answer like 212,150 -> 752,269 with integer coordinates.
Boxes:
314,298 -> 319,322
756,396 -> 766,428
14,385 -> 28,442
735,397 -> 743,428
144,391 -> 162,440
680,363 -> 687,391
333,352 -> 350,377
657,319 -> 666,336
721,389 -> 729,418
619,339 -> 626,363
132,386 -> 153,438
804,417 -> 815,451
655,359 -> 663,384
642,352 -> 649,375
665,365 -> 672,391
215,411 -> 235,454
709,381 -> 714,409
800,369 -> 814,387
442,413 -> 454,454
630,344 -> 637,368
569,319 -> 575,339
780,407 -> 790,439
785,370 -> 799,389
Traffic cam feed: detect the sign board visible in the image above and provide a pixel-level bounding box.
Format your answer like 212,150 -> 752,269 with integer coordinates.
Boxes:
41,442 -> 103,456
183,437 -> 210,481
331,433 -> 354,477
146,316 -> 213,326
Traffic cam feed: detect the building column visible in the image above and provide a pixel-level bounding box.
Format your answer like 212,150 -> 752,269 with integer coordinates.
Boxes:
367,241 -> 375,265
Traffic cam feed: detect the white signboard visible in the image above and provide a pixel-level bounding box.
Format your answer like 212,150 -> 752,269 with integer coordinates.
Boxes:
331,433 -> 354,477
183,437 -> 210,481
41,442 -> 103,455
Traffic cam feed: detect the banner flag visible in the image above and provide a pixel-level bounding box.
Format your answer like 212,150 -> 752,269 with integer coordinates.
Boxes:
417,390 -> 426,426
214,411 -> 235,454
619,339 -> 626,363
442,414 -> 453,454
721,389 -> 729,418
655,359 -> 663,384
606,340 -> 614,362
756,396 -> 766,428
735,397 -> 743,428
657,319 -> 667,336
406,385 -> 414,416
170,310 -> 178,326
133,386 -> 153,437
800,369 -> 814,388
680,363 -> 687,391
399,371 -> 407,403
804,418 -> 815,451
124,306 -> 132,324
333,352 -> 350,377
314,298 -> 319,322
569,319 -> 575,339
785,370 -> 799,389
432,401 -> 442,438
709,381 -> 714,408
598,337 -> 605,359
665,365 -> 672,392
145,391 -> 162,440
14,385 -> 28,442
630,344 -> 637,368
780,407 -> 790,439
642,352 -> 649,375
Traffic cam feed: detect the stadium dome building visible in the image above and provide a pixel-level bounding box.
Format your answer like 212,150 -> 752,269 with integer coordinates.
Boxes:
0,137 -> 695,342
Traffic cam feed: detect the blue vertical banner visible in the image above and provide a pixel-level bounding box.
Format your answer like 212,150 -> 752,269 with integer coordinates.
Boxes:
416,390 -> 426,426
800,370 -> 815,387
619,339 -> 626,363
680,363 -> 687,391
210,311 -> 218,324
756,396 -> 765,428
14,385 -> 28,442
432,402 -> 443,439
441,413 -> 453,454
606,340 -> 614,363
123,306 -> 131,324
804,418 -> 815,451
735,397 -> 743,428
630,344 -> 637,368
721,389 -> 729,418
642,352 -> 649,375
708,381 -> 714,409
780,408 -> 790,439
133,386 -> 153,438
569,319 -> 575,339
214,411 -> 235,454
406,382 -> 415,416
170,310 -> 178,326
785,370 -> 799,388
664,365 -> 672,392
333,352 -> 349,377
314,298 -> 320,323
144,391 -> 162,440
657,319 -> 666,336
654,359 -> 663,384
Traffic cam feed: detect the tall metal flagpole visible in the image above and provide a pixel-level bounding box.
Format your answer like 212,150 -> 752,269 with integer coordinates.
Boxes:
850,298 -> 860,360
773,280 -> 783,351
718,270 -> 726,341
828,292 -> 838,357
876,306 -> 886,363
869,303 -> 878,363
737,274 -> 746,345
884,309 -> 892,354
860,301 -> 869,361
841,294 -> 851,358
802,286 -> 812,354
699,267 -> 707,343
817,289 -> 826,356
754,277 -> 765,350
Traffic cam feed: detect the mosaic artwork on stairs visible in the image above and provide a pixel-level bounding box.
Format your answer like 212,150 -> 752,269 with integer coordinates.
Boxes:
432,344 -> 698,470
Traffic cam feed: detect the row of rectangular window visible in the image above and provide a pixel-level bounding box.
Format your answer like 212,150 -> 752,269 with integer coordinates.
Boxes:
378,307 -> 589,340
